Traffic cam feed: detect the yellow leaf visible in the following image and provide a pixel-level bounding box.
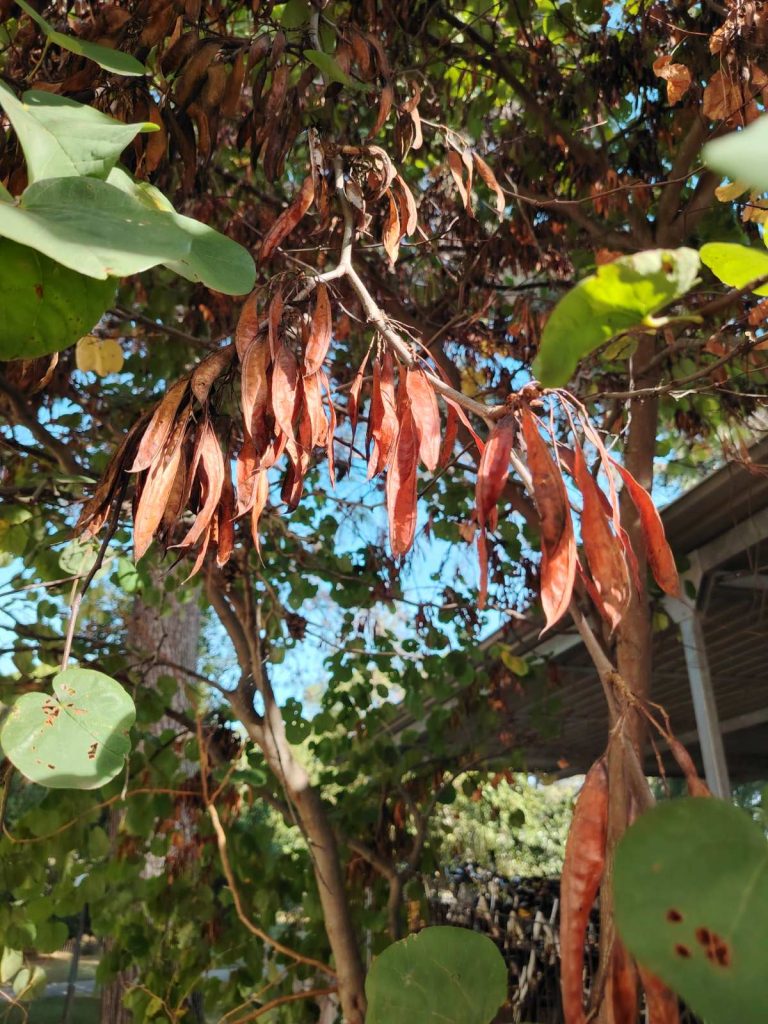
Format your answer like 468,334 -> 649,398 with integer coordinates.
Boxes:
75,336 -> 124,377
715,180 -> 750,202
499,648 -> 529,676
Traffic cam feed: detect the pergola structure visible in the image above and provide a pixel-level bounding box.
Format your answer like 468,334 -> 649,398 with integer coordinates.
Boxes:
392,444 -> 768,794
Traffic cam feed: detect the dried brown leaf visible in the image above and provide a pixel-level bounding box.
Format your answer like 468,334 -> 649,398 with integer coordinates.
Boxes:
260,175 -> 314,261
304,282 -> 332,374
405,367 -> 440,471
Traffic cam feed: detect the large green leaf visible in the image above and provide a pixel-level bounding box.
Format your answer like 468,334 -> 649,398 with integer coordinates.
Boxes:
0,83 -> 157,183
700,242 -> 768,297
0,237 -> 115,360
16,0 -> 146,77
304,49 -> 370,90
532,248 -> 700,386
365,927 -> 507,1024
0,176 -> 190,279
106,169 -> 257,295
0,667 -> 135,789
704,116 -> 768,193
614,798 -> 768,1024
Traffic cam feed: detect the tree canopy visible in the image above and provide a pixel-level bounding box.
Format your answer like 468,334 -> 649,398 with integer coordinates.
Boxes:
0,1 -> 767,1022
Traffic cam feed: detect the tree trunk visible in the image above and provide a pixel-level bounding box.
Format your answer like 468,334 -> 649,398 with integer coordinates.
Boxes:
596,336 -> 660,1024
99,584 -> 202,1024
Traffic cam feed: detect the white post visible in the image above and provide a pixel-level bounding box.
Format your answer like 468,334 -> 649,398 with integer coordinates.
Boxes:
665,576 -> 731,799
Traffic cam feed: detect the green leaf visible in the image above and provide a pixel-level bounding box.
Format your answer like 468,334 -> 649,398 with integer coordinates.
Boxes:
303,49 -> 371,91
0,83 -> 157,183
58,537 -> 114,579
532,248 -> 700,386
281,0 -> 311,27
704,116 -> 768,193
0,238 -> 115,360
0,948 -> 23,984
106,168 -> 257,295
700,242 -> 768,297
1,667 -> 136,789
365,926 -> 507,1024
614,798 -> 768,1024
16,0 -> 146,76
0,176 -> 190,279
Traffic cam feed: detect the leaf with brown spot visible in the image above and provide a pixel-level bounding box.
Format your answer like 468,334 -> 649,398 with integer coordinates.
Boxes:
475,415 -> 516,530
381,189 -> 401,266
241,336 -> 271,441
472,152 -> 505,219
573,443 -> 630,630
260,175 -> 314,261
271,344 -> 299,446
386,402 -> 419,557
609,460 -> 680,597
653,55 -> 693,106
130,378 -> 190,474
190,345 -> 234,405
367,81 -> 394,139
304,282 -> 332,374
521,407 -> 576,631
406,367 -> 440,472
235,290 -> 261,361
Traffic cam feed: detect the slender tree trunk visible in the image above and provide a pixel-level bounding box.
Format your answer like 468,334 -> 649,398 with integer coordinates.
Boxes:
99,584 -> 202,1024
596,336 -> 660,1024
248,697 -> 368,1024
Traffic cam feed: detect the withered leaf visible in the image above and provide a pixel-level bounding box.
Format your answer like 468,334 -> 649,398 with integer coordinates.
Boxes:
386,403 -> 419,557
573,442 -> 630,631
381,189 -> 401,267
472,152 -> 505,219
304,282 -> 332,374
190,345 -> 234,405
235,289 -> 260,361
176,420 -> 225,552
271,344 -> 300,446
215,458 -> 235,568
260,175 -> 314,261
134,409 -> 190,561
447,149 -> 473,216
521,407 -> 576,631
349,345 -> 372,451
652,55 -> 693,106
475,414 -> 516,530
302,370 -> 328,449
241,336 -> 271,440
130,378 -> 190,474
367,81 -> 394,139
611,460 -> 680,597
405,367 -> 441,472
368,350 -> 398,478
392,173 -> 418,235
250,470 -> 269,553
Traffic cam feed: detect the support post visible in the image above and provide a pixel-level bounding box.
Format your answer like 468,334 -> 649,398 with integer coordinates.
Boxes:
664,568 -> 731,799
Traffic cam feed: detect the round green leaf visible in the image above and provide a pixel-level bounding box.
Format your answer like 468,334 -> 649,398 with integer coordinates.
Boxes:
700,242 -> 768,297
0,238 -> 115,359
0,83 -> 156,183
704,116 -> 768,193
1,667 -> 136,789
365,926 -> 507,1024
615,798 -> 768,1024
0,948 -> 23,984
532,247 -> 700,386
